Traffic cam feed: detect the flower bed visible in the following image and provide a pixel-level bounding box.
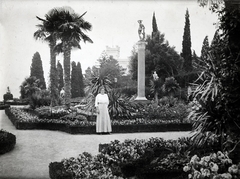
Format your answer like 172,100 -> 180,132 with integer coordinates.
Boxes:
5,107 -> 192,134
0,130 -> 16,155
49,137 -> 221,179
183,151 -> 240,179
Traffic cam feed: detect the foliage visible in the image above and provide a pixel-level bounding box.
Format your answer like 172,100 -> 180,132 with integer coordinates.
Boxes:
35,106 -> 69,119
29,90 -> 51,109
84,74 -> 112,112
190,4 -> 240,152
62,152 -> 122,179
129,14 -> 182,86
59,137 -> 220,179
20,76 -> 41,100
108,89 -> 142,119
143,100 -> 189,122
34,8 -> 59,106
162,77 -> 180,97
35,7 -> 93,108
30,52 -> 46,89
49,162 -> 73,179
0,130 -> 16,155
76,62 -> 85,97
181,9 -> 193,73
98,54 -> 125,84
8,107 -> 188,127
71,61 -> 80,98
183,151 -> 240,179
57,61 -> 64,93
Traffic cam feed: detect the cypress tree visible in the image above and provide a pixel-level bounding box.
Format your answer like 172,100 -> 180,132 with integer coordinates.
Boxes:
71,61 -> 79,98
30,52 -> 46,89
57,61 -> 64,93
201,36 -> 210,61
152,12 -> 159,38
181,9 -> 192,72
77,62 -> 85,97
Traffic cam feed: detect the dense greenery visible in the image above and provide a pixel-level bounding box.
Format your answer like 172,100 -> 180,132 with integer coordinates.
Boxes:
76,62 -> 85,97
49,136 -> 223,179
181,9 -> 193,73
30,52 -> 46,89
34,8 -> 59,106
57,61 -> 64,93
0,130 -> 16,155
20,76 -> 51,109
34,7 -> 93,108
190,1 -> 240,155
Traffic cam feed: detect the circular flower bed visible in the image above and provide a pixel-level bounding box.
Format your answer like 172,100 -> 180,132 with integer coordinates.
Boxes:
0,130 -> 16,154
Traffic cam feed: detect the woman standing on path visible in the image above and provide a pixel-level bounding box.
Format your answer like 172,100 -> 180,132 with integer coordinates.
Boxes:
95,87 -> 112,134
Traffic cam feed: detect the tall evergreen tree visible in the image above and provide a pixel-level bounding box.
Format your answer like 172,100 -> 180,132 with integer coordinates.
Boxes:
77,62 -> 85,97
181,9 -> 192,72
201,36 -> 210,61
57,60 -> 64,93
71,61 -> 79,98
152,12 -> 159,38
30,52 -> 46,89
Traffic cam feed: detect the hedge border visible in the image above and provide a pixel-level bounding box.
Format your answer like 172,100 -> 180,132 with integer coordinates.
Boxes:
0,104 -> 10,110
5,108 -> 192,134
0,130 -> 16,155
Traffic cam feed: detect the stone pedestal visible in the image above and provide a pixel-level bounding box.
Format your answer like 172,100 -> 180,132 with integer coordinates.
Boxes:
135,41 -> 148,102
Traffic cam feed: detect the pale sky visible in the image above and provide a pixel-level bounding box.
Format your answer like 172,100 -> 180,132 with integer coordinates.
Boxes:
0,0 -> 218,98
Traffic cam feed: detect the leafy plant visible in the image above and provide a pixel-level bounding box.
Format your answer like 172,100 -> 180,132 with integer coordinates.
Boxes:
162,77 -> 180,97
108,89 -> 142,119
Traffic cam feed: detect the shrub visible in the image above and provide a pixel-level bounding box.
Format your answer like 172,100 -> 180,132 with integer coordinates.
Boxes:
108,89 -> 142,120
29,90 -> 51,109
0,103 -> 10,110
49,162 -> 72,179
143,100 -> 189,122
0,130 -> 16,154
183,151 -> 240,179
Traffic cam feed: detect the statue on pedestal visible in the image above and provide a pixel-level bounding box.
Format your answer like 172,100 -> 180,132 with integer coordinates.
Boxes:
138,20 -> 145,41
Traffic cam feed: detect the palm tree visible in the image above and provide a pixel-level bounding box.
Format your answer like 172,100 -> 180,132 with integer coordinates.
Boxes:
34,9 -> 62,106
54,7 -> 93,108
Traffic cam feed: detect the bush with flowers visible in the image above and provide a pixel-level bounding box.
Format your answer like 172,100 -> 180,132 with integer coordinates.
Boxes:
183,151 -> 240,179
49,137 -> 221,179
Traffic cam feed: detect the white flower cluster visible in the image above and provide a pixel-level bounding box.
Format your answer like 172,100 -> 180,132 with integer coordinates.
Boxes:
183,151 -> 240,179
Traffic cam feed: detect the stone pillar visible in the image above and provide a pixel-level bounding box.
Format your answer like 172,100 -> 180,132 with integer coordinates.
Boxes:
135,41 -> 148,101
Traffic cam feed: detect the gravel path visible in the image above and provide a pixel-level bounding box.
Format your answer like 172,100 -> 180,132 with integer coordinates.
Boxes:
0,109 -> 192,179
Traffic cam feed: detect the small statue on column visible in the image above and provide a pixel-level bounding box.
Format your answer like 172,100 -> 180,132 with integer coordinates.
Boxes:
138,20 -> 145,41
153,71 -> 159,81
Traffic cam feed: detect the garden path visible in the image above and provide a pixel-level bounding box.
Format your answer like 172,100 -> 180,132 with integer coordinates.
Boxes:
0,108 -> 192,179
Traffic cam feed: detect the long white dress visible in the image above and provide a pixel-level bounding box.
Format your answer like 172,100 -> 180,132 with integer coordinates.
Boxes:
95,93 -> 112,133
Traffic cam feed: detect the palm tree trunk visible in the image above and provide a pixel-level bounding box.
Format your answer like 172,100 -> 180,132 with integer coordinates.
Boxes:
50,41 -> 59,106
63,46 -> 71,109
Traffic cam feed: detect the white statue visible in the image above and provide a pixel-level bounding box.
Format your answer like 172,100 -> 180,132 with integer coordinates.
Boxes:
138,20 -> 145,41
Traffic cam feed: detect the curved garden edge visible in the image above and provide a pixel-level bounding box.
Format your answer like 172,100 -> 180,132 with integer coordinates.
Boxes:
4,108 -> 192,134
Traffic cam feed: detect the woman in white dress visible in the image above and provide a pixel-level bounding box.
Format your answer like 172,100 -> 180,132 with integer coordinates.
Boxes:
95,87 -> 112,134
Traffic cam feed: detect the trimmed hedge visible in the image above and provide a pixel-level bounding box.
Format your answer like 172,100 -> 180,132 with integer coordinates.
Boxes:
0,104 -> 10,110
49,162 -> 72,179
0,130 -> 16,155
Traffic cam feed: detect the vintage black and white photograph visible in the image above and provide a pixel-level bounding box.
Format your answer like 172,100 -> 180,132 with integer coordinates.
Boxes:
1,0 -> 240,178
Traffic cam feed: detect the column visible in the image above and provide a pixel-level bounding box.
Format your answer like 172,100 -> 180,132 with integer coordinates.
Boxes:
135,41 -> 148,101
